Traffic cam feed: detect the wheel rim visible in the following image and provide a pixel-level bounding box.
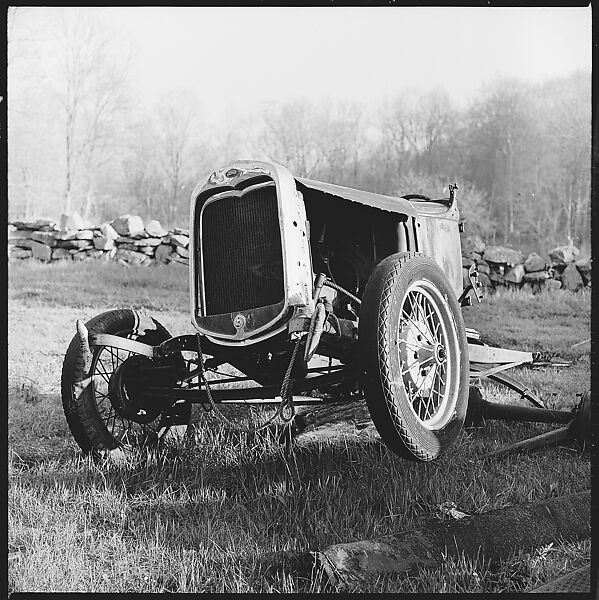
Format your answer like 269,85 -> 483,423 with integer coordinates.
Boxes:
90,329 -> 161,447
396,280 -> 459,430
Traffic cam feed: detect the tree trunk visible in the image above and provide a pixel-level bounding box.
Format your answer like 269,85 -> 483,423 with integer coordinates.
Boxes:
312,490 -> 590,591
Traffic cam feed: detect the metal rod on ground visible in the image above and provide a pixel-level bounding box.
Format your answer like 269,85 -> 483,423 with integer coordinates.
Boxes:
480,425 -> 573,460
478,402 -> 573,425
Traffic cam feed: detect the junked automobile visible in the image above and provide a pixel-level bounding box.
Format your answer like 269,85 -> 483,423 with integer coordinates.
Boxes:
61,160 -> 590,461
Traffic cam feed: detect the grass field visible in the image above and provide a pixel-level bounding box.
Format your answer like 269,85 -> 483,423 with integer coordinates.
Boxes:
8,261 -> 591,593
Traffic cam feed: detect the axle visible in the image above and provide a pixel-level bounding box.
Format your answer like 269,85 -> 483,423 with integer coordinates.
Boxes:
465,388 -> 573,427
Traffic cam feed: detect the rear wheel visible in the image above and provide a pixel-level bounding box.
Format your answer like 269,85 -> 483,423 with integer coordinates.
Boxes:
359,252 -> 469,461
61,309 -> 185,454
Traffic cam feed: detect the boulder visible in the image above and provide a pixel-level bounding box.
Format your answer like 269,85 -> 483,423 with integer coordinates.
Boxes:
476,261 -> 490,276
56,230 -> 79,241
93,236 -> 115,251
462,256 -> 474,268
523,271 -> 549,283
39,224 -> 60,232
548,245 -> 579,267
138,246 -> 157,256
60,212 -> 93,232
560,263 -> 583,292
10,218 -> 56,230
115,248 -> 152,266
52,248 -> 71,260
483,246 -> 524,266
145,219 -> 169,238
119,244 -> 139,252
504,264 -> 525,284
176,246 -> 189,258
116,236 -> 136,244
170,254 -> 189,265
523,252 -> 546,273
30,231 -> 59,246
71,252 -> 90,261
30,241 -> 52,261
75,229 -> 95,240
155,244 -> 173,263
575,257 -> 591,285
110,214 -> 145,237
134,237 -> 162,247
171,227 -> 189,236
8,229 -> 33,240
171,234 -> 189,248
8,238 -> 35,249
100,223 -> 119,241
545,279 -> 562,292
9,248 -> 32,259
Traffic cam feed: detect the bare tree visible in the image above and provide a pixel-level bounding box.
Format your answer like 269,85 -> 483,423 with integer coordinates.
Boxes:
52,8 -> 130,217
259,99 -> 326,178
155,90 -> 198,226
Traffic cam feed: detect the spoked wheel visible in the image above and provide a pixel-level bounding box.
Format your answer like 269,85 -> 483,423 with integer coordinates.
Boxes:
61,309 -> 184,455
360,252 -> 469,461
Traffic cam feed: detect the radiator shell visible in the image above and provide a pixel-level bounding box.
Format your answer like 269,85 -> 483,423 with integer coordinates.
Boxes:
189,161 -> 314,345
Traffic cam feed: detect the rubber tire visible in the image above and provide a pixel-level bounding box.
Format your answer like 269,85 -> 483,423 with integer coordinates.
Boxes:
359,252 -> 469,461
61,309 -> 174,454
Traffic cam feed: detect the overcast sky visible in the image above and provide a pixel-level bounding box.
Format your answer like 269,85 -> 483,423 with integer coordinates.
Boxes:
12,6 -> 592,123
119,7 -> 591,117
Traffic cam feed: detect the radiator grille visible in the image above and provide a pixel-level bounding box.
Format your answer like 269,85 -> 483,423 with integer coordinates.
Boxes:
201,185 -> 284,315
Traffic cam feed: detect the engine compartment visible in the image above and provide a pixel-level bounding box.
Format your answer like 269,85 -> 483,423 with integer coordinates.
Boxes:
299,183 -> 412,318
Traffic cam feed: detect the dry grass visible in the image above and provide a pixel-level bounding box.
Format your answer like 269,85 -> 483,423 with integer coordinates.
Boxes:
7,260 -> 591,593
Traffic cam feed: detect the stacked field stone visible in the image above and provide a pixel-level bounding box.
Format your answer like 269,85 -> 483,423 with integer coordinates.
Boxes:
458,234 -> 590,293
460,234 -> 492,291
8,212 -> 190,267
548,245 -> 590,291
8,214 -> 590,292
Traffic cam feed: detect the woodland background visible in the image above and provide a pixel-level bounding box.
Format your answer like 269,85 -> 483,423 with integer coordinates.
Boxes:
7,8 -> 591,256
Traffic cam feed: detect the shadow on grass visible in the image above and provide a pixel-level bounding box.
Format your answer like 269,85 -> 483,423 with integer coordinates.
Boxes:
9,399 -> 590,592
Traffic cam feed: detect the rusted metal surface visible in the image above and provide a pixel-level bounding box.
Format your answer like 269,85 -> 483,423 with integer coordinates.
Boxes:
312,490 -> 591,591
415,210 -> 463,296
296,176 -> 417,216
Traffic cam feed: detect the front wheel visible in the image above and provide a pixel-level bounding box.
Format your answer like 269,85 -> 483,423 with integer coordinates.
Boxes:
61,309 -> 185,454
359,252 -> 469,461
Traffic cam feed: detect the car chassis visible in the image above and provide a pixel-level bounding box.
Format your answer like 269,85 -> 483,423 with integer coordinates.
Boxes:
61,160 -> 590,461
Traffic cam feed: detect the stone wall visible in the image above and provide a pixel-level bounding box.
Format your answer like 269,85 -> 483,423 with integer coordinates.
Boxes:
8,214 -> 591,293
461,234 -> 591,293
8,214 -> 190,268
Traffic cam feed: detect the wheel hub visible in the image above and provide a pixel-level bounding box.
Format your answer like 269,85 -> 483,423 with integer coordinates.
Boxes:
108,354 -> 161,424
396,282 -> 457,429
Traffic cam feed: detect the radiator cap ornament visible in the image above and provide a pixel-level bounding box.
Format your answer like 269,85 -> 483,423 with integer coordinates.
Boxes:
233,314 -> 246,330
